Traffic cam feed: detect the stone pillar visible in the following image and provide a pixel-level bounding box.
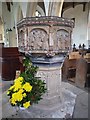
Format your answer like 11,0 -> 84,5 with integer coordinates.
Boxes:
32,57 -> 64,110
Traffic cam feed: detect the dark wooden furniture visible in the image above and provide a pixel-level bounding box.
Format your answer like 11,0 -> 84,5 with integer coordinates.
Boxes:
62,58 -> 77,82
0,47 -> 23,81
62,52 -> 81,82
67,59 -> 77,82
62,52 -> 90,88
85,59 -> 90,87
75,58 -> 87,88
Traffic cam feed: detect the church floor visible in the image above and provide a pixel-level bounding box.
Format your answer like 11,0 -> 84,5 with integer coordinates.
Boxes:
0,80 -> 88,119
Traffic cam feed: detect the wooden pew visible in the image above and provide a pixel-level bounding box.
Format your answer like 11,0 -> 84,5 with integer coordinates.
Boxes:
0,47 -> 23,81
62,51 -> 90,88
62,52 -> 81,82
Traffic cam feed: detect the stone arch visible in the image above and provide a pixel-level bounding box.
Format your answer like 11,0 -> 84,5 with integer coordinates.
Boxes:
36,0 -> 46,16
26,2 -> 38,17
35,5 -> 45,16
30,28 -> 47,33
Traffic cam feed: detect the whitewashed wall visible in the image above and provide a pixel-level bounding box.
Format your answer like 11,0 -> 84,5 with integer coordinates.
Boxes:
63,4 -> 88,48
0,2 -> 89,48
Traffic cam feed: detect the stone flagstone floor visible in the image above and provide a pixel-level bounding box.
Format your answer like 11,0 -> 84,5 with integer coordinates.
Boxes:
0,79 -> 89,119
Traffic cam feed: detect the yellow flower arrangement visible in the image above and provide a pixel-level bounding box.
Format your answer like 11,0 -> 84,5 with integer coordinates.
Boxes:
7,56 -> 47,109
7,76 -> 32,109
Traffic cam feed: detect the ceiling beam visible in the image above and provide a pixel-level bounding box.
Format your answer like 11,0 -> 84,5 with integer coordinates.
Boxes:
6,2 -> 11,12
72,2 -> 75,8
83,3 -> 86,12
6,0 -> 13,12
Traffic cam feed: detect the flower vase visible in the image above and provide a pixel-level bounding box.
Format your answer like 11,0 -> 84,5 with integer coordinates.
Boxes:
19,106 -> 26,110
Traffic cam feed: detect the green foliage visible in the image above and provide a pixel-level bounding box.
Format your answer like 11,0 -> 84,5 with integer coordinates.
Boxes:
20,56 -> 47,105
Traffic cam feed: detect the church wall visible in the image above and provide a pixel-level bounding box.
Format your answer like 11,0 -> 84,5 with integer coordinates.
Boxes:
1,3 -> 10,46
87,2 -> 90,48
1,2 -> 89,48
63,4 -> 88,48
1,3 -> 23,47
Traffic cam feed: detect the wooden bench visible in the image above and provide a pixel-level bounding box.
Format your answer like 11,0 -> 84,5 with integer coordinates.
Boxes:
0,47 -> 23,81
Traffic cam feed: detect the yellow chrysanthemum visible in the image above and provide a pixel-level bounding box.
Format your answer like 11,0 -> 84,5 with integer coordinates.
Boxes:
13,82 -> 22,91
23,101 -> 30,108
23,93 -> 27,97
16,94 -> 23,101
10,98 -> 17,105
12,93 -> 17,101
18,89 -> 24,93
14,77 -> 24,82
7,91 -> 10,95
12,92 -> 23,101
22,82 -> 32,92
18,77 -> 24,81
9,85 -> 15,90
14,77 -> 24,86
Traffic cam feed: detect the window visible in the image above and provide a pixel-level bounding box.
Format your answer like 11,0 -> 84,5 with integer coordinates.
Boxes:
35,10 -> 41,17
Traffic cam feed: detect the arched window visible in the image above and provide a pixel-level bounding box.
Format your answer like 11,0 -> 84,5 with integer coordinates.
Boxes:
35,10 -> 41,17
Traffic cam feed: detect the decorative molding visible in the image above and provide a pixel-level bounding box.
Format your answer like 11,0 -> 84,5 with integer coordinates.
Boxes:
17,16 -> 74,54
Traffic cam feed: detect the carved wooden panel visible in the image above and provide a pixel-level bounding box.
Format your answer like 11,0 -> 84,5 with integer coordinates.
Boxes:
56,29 -> 70,51
28,28 -> 49,51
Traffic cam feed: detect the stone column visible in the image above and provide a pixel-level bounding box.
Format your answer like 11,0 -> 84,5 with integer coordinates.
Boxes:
32,58 -> 64,111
